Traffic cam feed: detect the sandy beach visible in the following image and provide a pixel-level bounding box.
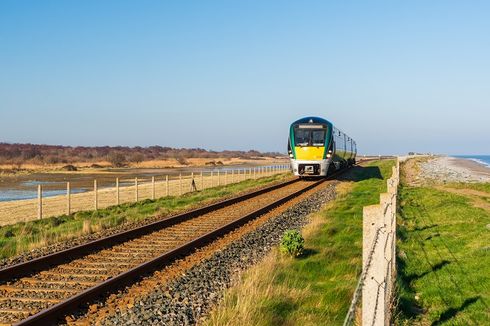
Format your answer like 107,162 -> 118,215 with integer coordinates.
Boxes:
419,156 -> 490,183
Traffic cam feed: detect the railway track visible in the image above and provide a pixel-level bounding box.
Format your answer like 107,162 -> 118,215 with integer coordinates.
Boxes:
0,176 -> 333,326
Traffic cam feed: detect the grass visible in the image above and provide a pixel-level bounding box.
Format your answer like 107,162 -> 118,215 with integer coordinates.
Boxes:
396,175 -> 490,324
0,173 -> 289,260
444,182 -> 490,194
205,160 -> 395,326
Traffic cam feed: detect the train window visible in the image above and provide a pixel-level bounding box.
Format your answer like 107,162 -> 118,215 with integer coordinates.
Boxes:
312,130 -> 326,146
294,129 -> 310,146
294,127 -> 326,147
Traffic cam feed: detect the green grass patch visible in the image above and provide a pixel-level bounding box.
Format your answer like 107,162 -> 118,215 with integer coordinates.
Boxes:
396,183 -> 490,325
444,182 -> 490,194
205,160 -> 395,326
0,174 -> 289,260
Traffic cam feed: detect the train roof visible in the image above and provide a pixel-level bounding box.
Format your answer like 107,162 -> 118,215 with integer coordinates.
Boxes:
290,116 -> 356,145
290,116 -> 332,126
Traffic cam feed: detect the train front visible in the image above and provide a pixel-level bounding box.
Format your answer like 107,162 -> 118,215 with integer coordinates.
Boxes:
288,117 -> 332,177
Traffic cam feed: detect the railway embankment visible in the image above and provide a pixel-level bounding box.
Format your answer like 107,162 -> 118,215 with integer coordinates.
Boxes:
0,170 -> 333,325
204,160 -> 395,325
71,180 -> 338,325
395,157 -> 490,325
0,173 -> 290,265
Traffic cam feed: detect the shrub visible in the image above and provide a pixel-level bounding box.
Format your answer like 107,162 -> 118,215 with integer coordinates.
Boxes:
280,230 -> 304,257
176,156 -> 189,165
129,153 -> 144,164
107,152 -> 127,167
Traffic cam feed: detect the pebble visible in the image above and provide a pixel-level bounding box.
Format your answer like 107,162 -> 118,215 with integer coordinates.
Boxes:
95,183 -> 336,325
419,157 -> 490,183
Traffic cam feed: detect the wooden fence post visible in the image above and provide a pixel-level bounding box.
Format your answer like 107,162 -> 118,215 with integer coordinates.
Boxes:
67,182 -> 71,215
94,179 -> 98,210
191,172 -> 195,191
135,177 -> 138,202
201,171 -> 204,190
116,178 -> 120,205
152,176 -> 155,200
37,185 -> 42,219
179,173 -> 182,195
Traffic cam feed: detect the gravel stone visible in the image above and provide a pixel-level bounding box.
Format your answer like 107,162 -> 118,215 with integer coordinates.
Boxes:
0,180 -> 288,269
96,183 -> 336,325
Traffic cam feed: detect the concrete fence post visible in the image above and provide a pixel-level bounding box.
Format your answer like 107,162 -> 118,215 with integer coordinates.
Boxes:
37,185 -> 42,219
218,170 -> 220,186
94,179 -> 98,210
152,176 -> 155,200
362,204 -> 383,326
116,178 -> 119,205
225,170 -> 228,185
360,159 -> 400,326
231,170 -> 234,183
67,182 -> 71,215
211,171 -> 214,187
165,175 -> 169,196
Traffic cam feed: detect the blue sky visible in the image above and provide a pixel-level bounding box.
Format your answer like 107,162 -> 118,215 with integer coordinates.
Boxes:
1,1 -> 489,155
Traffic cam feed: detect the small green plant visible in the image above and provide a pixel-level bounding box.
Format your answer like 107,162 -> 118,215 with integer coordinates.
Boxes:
280,230 -> 304,257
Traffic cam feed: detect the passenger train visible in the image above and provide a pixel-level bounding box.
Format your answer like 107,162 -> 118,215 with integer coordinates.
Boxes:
287,117 -> 357,177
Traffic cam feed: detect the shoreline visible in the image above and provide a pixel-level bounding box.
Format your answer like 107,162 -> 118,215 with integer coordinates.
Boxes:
419,156 -> 490,183
448,156 -> 490,177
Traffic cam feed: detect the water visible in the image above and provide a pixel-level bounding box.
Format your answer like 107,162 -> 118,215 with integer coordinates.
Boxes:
0,163 -> 284,202
0,189 -> 84,202
455,155 -> 490,168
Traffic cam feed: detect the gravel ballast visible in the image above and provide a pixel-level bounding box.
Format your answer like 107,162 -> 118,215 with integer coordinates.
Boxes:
0,178 -> 291,269
98,183 -> 337,326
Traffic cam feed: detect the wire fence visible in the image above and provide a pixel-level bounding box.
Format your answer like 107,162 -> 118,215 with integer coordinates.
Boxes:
343,159 -> 400,326
0,164 -> 291,226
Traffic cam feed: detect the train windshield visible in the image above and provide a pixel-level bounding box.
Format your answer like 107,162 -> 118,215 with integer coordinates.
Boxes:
294,125 -> 327,147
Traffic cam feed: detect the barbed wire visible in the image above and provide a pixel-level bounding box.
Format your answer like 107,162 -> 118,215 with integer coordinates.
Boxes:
343,167 -> 399,326
343,226 -> 383,326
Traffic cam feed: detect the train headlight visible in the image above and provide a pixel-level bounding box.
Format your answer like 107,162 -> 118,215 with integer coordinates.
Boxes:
289,154 -> 294,158
327,154 -> 331,158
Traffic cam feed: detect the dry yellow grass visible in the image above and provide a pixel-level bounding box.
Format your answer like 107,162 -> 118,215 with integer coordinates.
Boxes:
0,157 -> 288,173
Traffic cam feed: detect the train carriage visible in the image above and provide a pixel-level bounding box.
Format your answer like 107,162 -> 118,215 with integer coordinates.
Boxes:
287,117 -> 357,177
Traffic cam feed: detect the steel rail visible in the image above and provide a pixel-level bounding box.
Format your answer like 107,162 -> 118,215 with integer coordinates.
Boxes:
0,178 -> 299,281
13,177 -> 329,325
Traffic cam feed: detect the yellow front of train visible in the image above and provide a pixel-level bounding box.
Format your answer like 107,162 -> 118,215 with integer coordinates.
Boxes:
288,117 -> 333,177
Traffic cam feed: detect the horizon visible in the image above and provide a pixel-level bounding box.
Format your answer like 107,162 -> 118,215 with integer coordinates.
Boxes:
1,141 -> 489,157
1,1 -> 490,155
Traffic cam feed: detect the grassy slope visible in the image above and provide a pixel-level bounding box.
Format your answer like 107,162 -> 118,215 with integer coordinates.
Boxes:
205,160 -> 395,326
0,174 -> 289,260
396,181 -> 490,324
444,182 -> 490,194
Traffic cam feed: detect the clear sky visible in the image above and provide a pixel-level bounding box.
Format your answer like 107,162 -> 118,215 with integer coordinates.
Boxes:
1,1 -> 489,155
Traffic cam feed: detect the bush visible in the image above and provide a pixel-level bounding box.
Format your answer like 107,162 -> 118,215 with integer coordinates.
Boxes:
107,152 -> 127,167
129,153 -> 144,164
280,230 -> 304,257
